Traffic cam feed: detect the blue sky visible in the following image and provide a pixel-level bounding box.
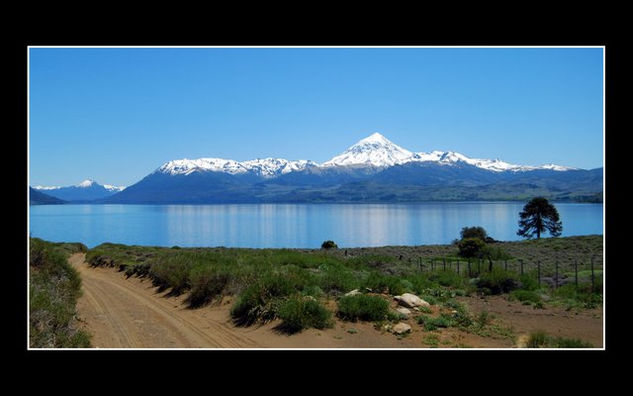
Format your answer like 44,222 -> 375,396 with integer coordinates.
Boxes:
29,47 -> 604,187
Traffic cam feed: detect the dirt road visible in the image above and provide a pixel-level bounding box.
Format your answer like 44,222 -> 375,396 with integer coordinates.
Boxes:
71,253 -> 261,348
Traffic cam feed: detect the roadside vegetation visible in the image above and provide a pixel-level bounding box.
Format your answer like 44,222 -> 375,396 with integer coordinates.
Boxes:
84,234 -> 602,346
29,238 -> 91,348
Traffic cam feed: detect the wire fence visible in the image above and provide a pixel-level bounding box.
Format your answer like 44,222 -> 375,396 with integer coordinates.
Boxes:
413,255 -> 603,292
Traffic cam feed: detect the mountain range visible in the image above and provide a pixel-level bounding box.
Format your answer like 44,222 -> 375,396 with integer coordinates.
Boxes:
96,133 -> 602,204
33,179 -> 125,202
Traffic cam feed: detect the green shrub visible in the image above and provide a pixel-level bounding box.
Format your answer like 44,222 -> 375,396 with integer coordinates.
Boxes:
458,238 -> 487,258
430,270 -> 466,288
187,266 -> 231,308
337,294 -> 390,322
361,272 -> 407,295
231,273 -> 296,326
277,296 -> 333,333
417,314 -> 454,331
519,272 -> 539,291
476,267 -> 519,294
148,255 -> 195,295
318,264 -> 360,295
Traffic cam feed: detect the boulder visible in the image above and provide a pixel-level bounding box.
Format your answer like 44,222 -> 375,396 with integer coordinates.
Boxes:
392,322 -> 412,335
345,289 -> 362,297
396,307 -> 411,318
394,293 -> 430,308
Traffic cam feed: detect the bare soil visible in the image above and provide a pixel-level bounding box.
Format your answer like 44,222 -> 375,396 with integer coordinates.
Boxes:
71,253 -> 603,348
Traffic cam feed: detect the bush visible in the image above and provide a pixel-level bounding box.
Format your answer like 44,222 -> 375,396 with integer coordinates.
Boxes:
318,264 -> 360,295
458,238 -> 487,258
361,272 -> 407,295
476,267 -> 519,294
518,272 -> 539,291
187,266 -> 231,308
337,294 -> 390,322
230,273 -> 296,326
321,240 -> 338,249
430,270 -> 466,288
417,314 -> 454,331
277,296 -> 333,333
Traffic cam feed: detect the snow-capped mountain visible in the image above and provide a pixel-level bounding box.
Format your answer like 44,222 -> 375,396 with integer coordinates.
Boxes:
153,132 -> 574,177
101,132 -> 601,204
321,132 -> 414,168
33,179 -> 126,202
157,158 -> 318,177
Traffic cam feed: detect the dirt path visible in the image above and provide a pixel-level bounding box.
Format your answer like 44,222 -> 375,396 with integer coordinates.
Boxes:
71,253 -> 260,348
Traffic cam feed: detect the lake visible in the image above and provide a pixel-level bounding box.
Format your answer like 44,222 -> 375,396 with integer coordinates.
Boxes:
28,202 -> 603,249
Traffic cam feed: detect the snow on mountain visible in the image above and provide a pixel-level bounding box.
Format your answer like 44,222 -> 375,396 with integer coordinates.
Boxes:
76,179 -> 96,187
156,157 -> 318,178
34,180 -> 126,192
154,132 -> 574,178
103,184 -> 127,192
321,132 -> 414,168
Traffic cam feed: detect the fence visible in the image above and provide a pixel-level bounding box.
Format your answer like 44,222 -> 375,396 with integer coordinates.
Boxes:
412,255 -> 603,292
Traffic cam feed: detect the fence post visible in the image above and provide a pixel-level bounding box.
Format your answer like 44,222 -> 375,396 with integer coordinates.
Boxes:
591,256 -> 595,293
457,259 -> 460,275
555,261 -> 559,289
520,259 -> 524,276
574,260 -> 578,288
418,257 -> 422,272
537,261 -> 541,287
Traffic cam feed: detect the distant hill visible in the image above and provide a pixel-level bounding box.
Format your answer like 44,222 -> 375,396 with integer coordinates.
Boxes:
33,179 -> 126,202
30,187 -> 67,205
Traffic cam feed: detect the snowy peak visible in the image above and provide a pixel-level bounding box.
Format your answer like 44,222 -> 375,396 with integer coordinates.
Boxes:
157,157 -> 318,177
322,132 -> 414,168
76,179 -> 96,187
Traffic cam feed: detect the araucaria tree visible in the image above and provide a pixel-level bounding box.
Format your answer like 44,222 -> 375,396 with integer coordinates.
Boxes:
517,197 -> 562,239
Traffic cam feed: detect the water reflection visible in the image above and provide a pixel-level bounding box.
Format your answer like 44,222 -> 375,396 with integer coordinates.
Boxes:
29,203 -> 604,248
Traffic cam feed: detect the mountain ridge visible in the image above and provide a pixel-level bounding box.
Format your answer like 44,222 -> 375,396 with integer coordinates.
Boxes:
103,133 -> 602,204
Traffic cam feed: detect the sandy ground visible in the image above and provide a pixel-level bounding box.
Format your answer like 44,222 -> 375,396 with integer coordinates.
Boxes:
71,253 -> 603,349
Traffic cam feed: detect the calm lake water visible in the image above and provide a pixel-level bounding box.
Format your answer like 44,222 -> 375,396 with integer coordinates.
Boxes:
28,203 -> 603,249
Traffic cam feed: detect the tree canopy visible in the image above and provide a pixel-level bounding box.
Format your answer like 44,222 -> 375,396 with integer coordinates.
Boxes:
517,197 -> 562,239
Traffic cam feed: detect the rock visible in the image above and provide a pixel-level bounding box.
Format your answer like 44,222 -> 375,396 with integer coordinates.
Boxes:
345,289 -> 361,297
392,322 -> 412,335
394,293 -> 430,308
303,295 -> 317,302
396,307 -> 411,318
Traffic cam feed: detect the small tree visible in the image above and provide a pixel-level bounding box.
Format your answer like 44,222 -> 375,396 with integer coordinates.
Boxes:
517,197 -> 562,239
460,226 -> 488,241
321,240 -> 338,249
